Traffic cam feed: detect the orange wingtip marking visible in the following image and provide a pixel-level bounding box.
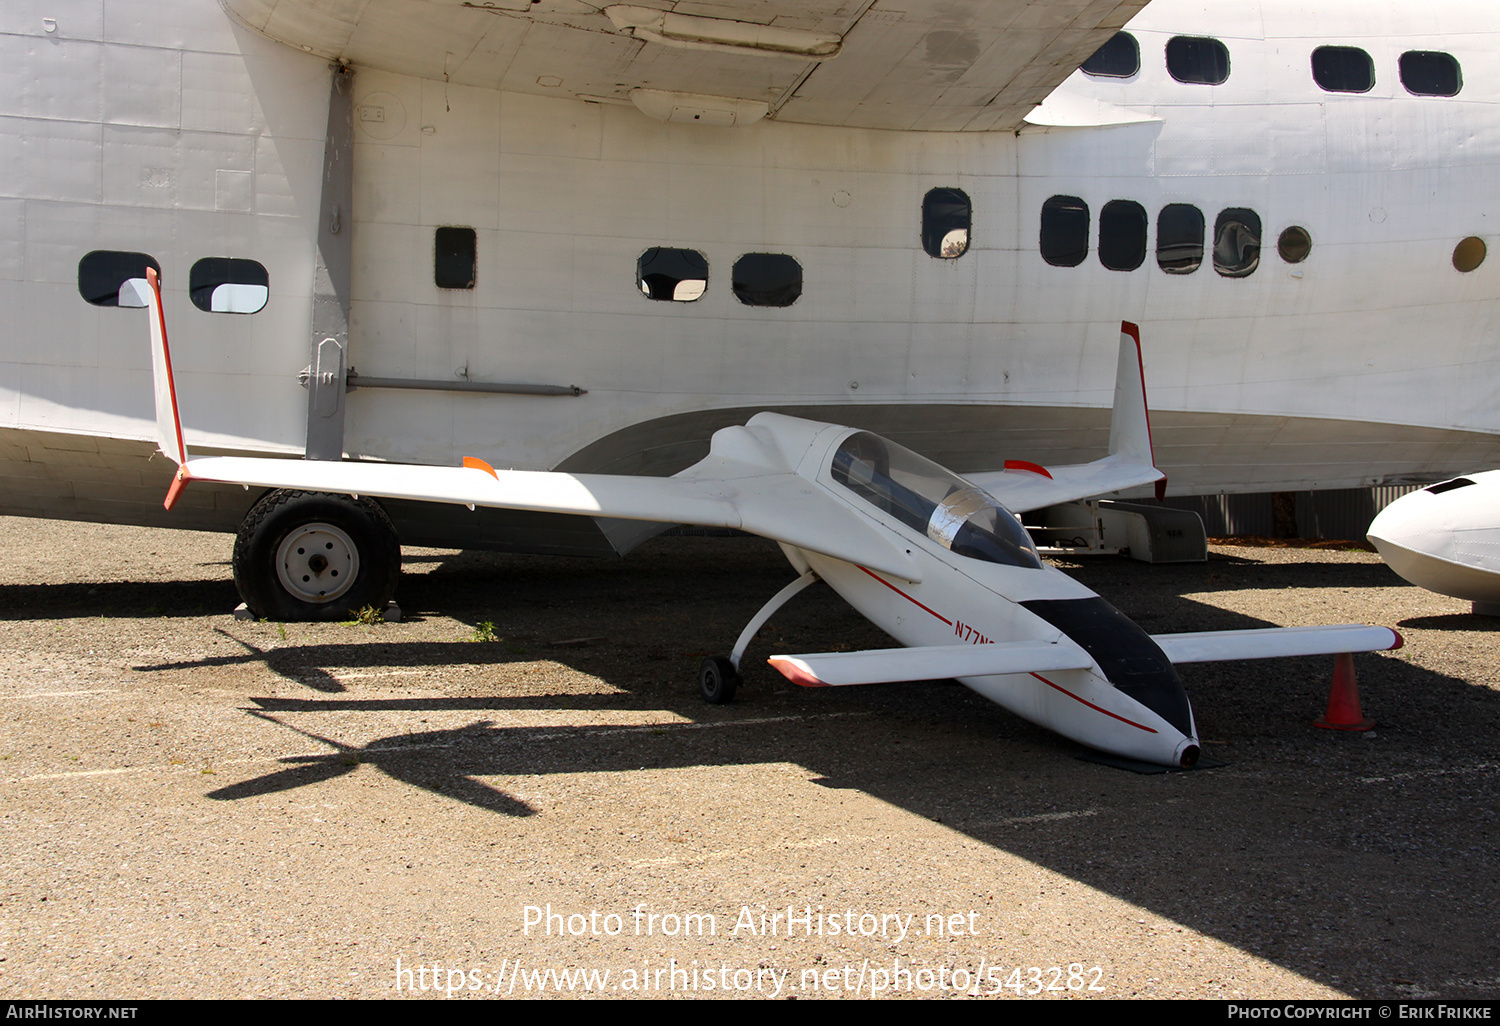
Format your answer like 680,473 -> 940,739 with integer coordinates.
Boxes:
462,456 -> 498,479
768,657 -> 828,688
163,466 -> 192,511
1004,459 -> 1053,479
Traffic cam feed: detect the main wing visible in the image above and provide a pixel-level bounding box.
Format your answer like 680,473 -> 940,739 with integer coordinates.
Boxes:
222,0 -> 1146,133
135,272 -> 917,581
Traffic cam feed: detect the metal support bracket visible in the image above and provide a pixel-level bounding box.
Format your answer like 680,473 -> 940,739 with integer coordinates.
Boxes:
304,63 -> 355,461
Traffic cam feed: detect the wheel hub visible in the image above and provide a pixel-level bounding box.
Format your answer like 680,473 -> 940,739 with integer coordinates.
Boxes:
275,523 -> 361,604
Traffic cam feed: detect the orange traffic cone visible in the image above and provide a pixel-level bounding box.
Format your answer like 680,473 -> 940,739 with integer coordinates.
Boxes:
1313,652 -> 1375,731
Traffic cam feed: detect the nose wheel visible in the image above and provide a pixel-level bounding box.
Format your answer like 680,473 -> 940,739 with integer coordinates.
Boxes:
698,656 -> 740,704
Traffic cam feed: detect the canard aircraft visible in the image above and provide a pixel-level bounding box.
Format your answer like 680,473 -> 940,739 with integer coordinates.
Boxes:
4,0 -> 1500,620
138,268 -> 1402,767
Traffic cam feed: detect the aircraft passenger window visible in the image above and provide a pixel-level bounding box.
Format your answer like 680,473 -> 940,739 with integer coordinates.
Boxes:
435,227 -> 477,290
1040,196 -> 1089,267
1453,237 -> 1486,273
188,258 -> 268,314
1165,36 -> 1229,85
1081,32 -> 1140,79
1277,226 -> 1312,264
1099,200 -> 1147,271
1156,204 -> 1204,274
78,251 -> 162,307
731,253 -> 802,307
1400,51 -> 1461,96
1312,46 -> 1374,93
638,247 -> 708,302
1212,208 -> 1261,277
922,188 -> 971,259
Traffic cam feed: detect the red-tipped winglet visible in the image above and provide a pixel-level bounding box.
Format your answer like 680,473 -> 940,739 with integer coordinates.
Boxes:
141,267 -> 193,509
1117,320 -> 1167,500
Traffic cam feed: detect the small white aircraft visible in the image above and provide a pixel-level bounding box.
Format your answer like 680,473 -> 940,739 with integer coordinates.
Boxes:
1368,473 -> 1500,613
137,270 -> 1401,768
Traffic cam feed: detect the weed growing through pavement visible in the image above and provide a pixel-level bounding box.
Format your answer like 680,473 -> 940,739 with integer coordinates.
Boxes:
343,605 -> 385,627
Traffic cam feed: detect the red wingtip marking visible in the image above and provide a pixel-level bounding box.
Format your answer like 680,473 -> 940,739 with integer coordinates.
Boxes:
1004,459 -> 1053,479
1387,629 -> 1404,651
1120,320 -> 1140,342
146,266 -> 189,467
768,657 -> 828,688
462,456 -> 498,479
163,466 -> 192,511
1155,476 -> 1167,501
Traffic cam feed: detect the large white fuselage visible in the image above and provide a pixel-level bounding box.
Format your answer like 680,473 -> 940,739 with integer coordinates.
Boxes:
3,0 -> 1498,541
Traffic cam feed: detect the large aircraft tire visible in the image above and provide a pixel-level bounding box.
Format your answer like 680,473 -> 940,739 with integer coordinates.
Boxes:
233,490 -> 401,622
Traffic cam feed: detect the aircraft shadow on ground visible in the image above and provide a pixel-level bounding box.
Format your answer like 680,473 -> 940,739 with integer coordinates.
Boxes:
1397,613 -> 1500,631
152,538 -> 1500,999
0,578 -> 238,621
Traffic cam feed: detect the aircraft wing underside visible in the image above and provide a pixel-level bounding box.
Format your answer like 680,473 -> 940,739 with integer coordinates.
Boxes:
222,0 -> 1147,132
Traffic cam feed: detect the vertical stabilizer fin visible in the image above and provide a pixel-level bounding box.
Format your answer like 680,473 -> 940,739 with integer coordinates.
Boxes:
135,269 -> 193,509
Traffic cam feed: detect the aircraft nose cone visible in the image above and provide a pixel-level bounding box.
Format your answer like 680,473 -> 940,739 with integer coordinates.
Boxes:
1022,596 -> 1195,739
1369,473 -> 1500,602
1367,483 -> 1448,554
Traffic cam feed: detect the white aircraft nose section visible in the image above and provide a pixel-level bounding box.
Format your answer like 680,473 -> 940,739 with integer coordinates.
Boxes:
1369,473 -> 1500,604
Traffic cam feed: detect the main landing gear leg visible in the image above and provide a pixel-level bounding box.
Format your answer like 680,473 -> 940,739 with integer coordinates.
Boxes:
698,569 -> 820,704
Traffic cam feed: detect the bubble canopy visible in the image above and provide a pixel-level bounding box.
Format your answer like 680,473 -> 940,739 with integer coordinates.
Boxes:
830,432 -> 1043,570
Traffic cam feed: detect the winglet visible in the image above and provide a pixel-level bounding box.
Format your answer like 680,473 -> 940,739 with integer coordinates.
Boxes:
1109,322 -> 1153,466
1110,321 -> 1165,498
137,268 -> 192,509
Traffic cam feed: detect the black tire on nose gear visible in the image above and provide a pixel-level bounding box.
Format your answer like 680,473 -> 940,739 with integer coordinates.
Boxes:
698,656 -> 740,704
232,490 -> 401,622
